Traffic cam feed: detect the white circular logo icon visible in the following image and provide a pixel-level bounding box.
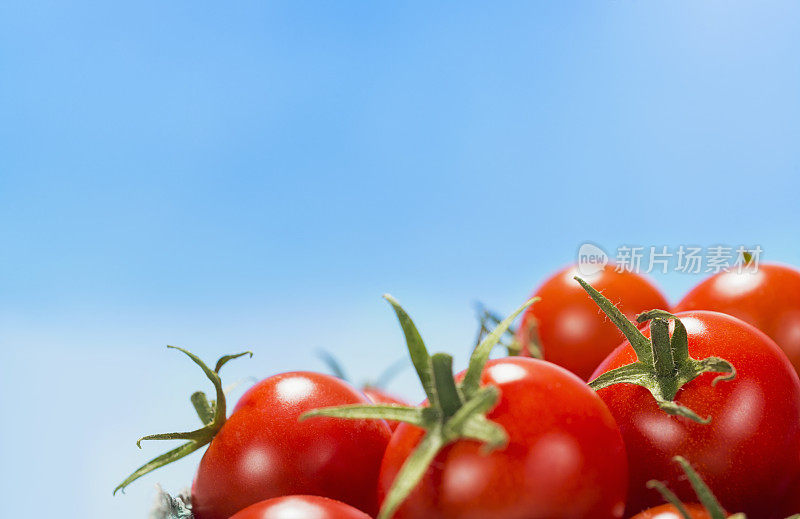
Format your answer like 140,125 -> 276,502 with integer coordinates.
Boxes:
577,243 -> 608,276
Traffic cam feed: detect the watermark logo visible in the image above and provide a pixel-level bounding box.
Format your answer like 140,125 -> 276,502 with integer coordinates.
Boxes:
576,243 -> 762,274
577,242 -> 609,275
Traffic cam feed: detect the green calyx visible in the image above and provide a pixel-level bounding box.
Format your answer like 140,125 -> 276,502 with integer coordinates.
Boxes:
575,277 -> 736,423
474,302 -> 542,358
301,294 -> 538,519
113,346 -> 252,495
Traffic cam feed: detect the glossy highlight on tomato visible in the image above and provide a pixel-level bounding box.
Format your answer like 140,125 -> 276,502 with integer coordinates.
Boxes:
229,495 -> 372,519
517,264 -> 669,379
191,372 -> 391,519
630,503 -> 714,519
590,311 -> 800,518
379,357 -> 629,519
675,263 -> 800,375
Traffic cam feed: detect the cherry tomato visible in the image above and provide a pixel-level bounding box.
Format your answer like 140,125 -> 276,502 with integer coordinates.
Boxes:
362,385 -> 408,431
378,356 -> 628,519
590,311 -> 800,518
229,495 -> 372,519
630,504 -> 713,519
675,263 -> 800,375
517,265 -> 669,379
192,372 -> 391,519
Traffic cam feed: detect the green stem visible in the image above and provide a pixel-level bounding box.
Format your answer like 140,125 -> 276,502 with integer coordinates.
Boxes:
673,456 -> 726,519
650,318 -> 677,398
302,295 -> 536,519
473,303 -> 491,349
645,480 -> 692,519
191,391 -> 215,425
462,297 -> 538,399
378,431 -> 445,519
113,347 -> 252,495
517,315 -> 543,359
431,354 -> 462,419
316,350 -> 350,381
576,276 -> 735,423
573,277 -> 653,364
114,441 -> 207,495
647,456 -> 728,519
473,303 -> 531,357
302,404 -> 427,426
384,294 -> 436,403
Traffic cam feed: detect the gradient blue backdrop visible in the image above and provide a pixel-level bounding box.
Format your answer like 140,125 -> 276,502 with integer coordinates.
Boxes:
2,2 -> 799,517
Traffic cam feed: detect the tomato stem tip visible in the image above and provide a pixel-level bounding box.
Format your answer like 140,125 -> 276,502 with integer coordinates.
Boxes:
113,346 -> 252,496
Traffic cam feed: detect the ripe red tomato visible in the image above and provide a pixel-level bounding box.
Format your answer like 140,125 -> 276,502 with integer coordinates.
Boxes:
591,311 -> 800,518
675,263 -> 800,374
192,372 -> 391,519
229,495 -> 372,519
630,504 -> 713,519
517,265 -> 669,379
378,357 -> 628,519
362,385 -> 408,431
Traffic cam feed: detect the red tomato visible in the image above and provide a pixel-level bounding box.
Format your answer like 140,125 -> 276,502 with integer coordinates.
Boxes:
779,473 -> 800,516
517,265 -> 669,379
378,357 -> 628,519
590,311 -> 800,518
229,495 -> 372,519
362,385 -> 408,431
630,504 -> 713,519
675,263 -> 800,375
191,372 -> 391,519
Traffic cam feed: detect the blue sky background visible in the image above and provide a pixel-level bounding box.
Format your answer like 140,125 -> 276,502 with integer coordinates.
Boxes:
1,2 -> 799,517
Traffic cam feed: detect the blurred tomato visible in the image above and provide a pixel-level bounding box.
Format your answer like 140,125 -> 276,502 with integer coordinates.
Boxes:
675,263 -> 800,375
517,264 -> 669,379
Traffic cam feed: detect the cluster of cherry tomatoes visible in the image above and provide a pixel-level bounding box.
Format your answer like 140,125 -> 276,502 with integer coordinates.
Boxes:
116,262 -> 800,519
